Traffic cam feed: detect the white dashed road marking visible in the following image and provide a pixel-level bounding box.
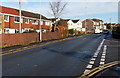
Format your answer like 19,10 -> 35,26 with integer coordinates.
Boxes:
86,65 -> 93,69
99,45 -> 107,66
91,58 -> 96,61
100,58 -> 105,61
83,39 -> 105,74
100,61 -> 105,65
101,56 -> 105,58
89,61 -> 95,64
84,69 -> 90,73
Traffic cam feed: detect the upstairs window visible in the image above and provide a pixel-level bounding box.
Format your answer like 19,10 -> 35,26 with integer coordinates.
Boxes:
45,21 -> 50,25
25,19 -> 29,24
14,17 -> 20,23
32,19 -> 38,24
4,15 -> 9,22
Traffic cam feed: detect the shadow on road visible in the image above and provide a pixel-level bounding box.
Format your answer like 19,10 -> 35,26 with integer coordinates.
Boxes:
42,47 -> 99,68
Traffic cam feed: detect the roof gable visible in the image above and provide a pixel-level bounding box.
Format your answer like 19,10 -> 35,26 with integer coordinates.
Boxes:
72,20 -> 79,23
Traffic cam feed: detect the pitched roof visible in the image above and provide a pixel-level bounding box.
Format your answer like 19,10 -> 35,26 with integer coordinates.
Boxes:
0,6 -> 47,19
48,18 -> 58,22
72,20 -> 79,23
91,19 -> 103,22
0,6 -> 19,15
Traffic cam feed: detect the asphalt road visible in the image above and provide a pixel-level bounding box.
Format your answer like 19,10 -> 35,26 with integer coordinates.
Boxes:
2,34 -> 118,77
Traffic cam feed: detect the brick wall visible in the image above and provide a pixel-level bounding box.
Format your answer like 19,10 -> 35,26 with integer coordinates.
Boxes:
1,31 -> 68,47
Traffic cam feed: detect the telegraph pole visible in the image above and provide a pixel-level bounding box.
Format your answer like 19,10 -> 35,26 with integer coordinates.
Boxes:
19,0 -> 22,33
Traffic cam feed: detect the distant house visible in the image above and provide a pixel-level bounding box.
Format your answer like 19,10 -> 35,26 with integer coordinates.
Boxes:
91,19 -> 105,33
0,6 -> 52,34
82,19 -> 105,33
67,19 -> 82,31
82,19 -> 94,33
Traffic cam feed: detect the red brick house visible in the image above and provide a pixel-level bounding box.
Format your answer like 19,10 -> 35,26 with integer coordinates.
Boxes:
82,19 -> 105,33
82,19 -> 95,33
0,6 -> 52,34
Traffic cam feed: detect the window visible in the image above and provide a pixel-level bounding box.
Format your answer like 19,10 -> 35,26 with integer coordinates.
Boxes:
25,19 -> 29,24
45,21 -> 49,25
32,19 -> 38,24
14,17 -> 20,23
4,15 -> 9,22
4,29 -> 9,34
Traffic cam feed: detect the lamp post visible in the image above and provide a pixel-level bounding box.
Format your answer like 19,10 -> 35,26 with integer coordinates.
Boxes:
39,0 -> 42,42
39,14 -> 42,42
85,19 -> 87,34
19,0 -> 22,33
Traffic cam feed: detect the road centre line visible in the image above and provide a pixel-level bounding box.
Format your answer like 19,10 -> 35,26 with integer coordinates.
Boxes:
97,39 -> 105,51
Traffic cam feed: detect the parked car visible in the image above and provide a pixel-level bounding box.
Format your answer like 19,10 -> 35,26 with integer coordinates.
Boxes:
103,30 -> 109,34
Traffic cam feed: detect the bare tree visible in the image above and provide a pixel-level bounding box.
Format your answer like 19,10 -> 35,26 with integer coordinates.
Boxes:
49,0 -> 67,32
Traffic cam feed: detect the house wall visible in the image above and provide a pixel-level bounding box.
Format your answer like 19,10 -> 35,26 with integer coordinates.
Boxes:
82,19 -> 94,30
0,15 -> 2,34
22,18 -> 39,30
67,20 -> 77,30
3,15 -> 51,33
76,20 -> 82,31
41,21 -> 51,30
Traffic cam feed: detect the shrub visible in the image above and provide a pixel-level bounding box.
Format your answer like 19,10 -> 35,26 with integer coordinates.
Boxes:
68,29 -> 74,35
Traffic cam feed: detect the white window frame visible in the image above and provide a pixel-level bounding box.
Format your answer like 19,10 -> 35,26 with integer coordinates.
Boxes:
4,15 -> 9,22
45,21 -> 49,26
14,16 -> 20,23
14,16 -> 23,23
32,19 -> 38,25
25,18 -> 29,24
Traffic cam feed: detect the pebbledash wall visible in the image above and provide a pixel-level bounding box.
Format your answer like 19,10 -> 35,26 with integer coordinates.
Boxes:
1,26 -> 68,47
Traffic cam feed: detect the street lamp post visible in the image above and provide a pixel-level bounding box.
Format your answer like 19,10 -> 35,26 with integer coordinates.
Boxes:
19,0 -> 22,33
39,14 -> 42,42
39,0 -> 42,42
85,19 -> 87,34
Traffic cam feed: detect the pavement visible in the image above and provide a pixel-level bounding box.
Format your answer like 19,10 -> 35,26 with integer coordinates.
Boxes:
2,33 -> 120,77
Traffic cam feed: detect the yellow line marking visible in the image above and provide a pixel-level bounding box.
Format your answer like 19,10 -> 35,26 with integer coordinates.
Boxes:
79,61 -> 119,78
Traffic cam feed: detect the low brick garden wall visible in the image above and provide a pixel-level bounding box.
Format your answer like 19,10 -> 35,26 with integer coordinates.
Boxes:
1,31 -> 68,47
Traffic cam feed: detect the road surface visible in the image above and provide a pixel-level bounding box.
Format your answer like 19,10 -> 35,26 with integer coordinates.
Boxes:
2,34 -> 119,77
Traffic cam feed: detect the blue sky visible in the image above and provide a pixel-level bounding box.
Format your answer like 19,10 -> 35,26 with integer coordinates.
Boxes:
1,0 -> 119,23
